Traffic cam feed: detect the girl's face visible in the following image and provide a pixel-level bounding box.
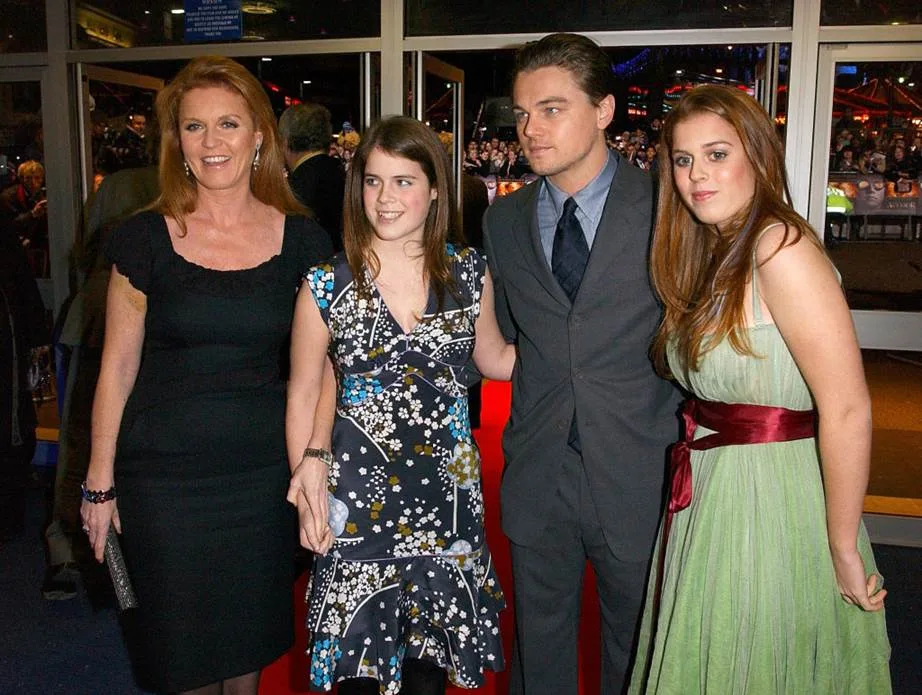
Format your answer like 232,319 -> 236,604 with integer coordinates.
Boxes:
362,147 -> 437,247
670,111 -> 756,233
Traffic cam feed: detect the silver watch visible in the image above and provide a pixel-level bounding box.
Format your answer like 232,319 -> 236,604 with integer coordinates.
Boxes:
302,447 -> 333,466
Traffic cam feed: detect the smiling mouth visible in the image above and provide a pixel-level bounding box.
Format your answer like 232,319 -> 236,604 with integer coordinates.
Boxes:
376,211 -> 402,221
202,156 -> 231,165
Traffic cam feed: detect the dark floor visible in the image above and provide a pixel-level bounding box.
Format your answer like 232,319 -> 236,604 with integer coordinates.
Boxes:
1,484 -> 920,695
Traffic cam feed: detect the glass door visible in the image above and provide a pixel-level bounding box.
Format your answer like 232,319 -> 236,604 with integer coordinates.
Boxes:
810,43 -> 922,351
78,64 -> 164,200
810,43 -> 922,525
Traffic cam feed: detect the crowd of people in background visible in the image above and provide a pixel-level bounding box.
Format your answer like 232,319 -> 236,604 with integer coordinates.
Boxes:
830,111 -> 921,182
461,119 -> 663,182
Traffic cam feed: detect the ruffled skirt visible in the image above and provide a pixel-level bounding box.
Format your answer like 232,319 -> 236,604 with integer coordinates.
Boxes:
305,547 -> 505,693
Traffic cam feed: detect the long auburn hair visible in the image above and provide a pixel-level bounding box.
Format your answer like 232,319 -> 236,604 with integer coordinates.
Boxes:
152,55 -> 303,234
343,116 -> 463,315
650,85 -> 825,377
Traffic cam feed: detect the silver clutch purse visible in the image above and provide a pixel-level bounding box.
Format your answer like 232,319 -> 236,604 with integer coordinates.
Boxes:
104,526 -> 138,611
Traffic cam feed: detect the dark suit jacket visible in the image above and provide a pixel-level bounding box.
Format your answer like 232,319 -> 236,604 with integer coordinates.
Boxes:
483,156 -> 680,558
288,154 -> 345,252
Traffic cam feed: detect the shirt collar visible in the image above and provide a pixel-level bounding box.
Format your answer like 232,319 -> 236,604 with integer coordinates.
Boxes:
543,151 -> 617,223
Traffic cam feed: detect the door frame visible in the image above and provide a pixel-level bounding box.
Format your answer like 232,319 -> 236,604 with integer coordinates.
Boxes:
410,52 -> 465,203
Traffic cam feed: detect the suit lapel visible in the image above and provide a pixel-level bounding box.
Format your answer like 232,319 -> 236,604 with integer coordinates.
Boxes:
576,157 -> 644,302
513,181 -> 571,306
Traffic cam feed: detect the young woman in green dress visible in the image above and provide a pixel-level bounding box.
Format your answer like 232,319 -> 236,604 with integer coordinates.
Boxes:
629,85 -> 891,694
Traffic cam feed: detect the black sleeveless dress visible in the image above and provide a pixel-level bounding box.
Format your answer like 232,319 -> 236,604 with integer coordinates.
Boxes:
106,211 -> 332,693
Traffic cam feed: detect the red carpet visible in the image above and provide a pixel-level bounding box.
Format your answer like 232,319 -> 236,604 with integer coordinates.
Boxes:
259,380 -> 601,694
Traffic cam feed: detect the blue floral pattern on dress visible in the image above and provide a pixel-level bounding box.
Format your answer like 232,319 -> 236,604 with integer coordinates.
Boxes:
310,637 -> 342,687
301,247 -> 504,693
307,264 -> 335,309
340,373 -> 384,406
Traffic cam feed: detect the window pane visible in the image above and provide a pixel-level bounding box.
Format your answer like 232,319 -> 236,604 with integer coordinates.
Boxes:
0,81 -> 50,278
73,0 -> 380,49
863,350 -> 922,507
823,61 -> 922,312
821,0 -> 921,27
0,0 -> 47,52
407,0 -> 792,36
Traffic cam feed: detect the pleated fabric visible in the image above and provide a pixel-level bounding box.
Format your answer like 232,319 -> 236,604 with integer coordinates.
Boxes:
630,322 -> 892,695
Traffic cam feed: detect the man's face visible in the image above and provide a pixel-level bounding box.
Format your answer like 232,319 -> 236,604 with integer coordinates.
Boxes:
21,170 -> 44,195
512,65 -> 613,191
129,114 -> 147,135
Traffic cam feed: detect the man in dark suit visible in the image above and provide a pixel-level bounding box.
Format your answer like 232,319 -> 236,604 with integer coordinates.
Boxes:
279,103 -> 345,251
482,34 -> 680,694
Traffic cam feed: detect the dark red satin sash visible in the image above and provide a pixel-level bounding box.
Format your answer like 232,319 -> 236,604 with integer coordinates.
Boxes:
641,399 -> 817,680
668,399 -> 817,518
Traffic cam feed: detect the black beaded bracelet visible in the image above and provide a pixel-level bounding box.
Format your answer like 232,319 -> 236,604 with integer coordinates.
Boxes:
81,481 -> 117,504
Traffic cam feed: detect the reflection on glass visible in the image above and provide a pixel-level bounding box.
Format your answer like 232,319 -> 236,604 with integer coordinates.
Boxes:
821,0 -> 921,26
0,81 -> 49,278
72,0 -> 380,49
407,0 -> 792,36
823,61 -> 922,312
0,0 -> 47,52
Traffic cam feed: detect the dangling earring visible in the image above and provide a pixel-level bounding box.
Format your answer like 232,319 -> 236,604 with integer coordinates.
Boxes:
252,143 -> 261,171
183,160 -> 192,178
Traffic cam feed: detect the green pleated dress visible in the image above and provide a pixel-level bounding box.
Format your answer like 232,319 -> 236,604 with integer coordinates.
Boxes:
629,264 -> 892,695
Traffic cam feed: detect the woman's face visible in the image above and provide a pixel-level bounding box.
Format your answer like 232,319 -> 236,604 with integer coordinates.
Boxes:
362,147 -> 437,248
670,111 -> 756,233
179,86 -> 262,194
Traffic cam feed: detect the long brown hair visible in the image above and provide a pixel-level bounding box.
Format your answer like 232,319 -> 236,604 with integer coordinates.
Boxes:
343,116 -> 463,315
650,85 -> 824,376
152,55 -> 303,233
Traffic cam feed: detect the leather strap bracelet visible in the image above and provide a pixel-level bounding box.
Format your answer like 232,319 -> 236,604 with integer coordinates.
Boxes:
81,481 -> 117,504
301,447 -> 333,466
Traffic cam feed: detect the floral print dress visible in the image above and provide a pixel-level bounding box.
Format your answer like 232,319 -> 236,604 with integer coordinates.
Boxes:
304,245 -> 505,693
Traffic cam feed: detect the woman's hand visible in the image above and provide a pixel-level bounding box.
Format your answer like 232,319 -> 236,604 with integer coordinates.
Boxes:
80,498 -> 121,563
287,456 -> 332,555
831,545 -> 886,611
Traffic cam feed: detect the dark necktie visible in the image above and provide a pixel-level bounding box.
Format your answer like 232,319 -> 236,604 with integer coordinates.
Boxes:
551,197 -> 589,303
551,197 -> 589,454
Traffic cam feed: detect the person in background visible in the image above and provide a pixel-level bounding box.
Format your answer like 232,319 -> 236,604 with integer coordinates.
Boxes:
0,229 -> 47,544
0,160 -> 48,252
279,102 -> 346,252
109,111 -> 151,172
629,84 -> 890,694
80,55 -> 332,695
287,115 -> 514,694
483,33 -> 680,695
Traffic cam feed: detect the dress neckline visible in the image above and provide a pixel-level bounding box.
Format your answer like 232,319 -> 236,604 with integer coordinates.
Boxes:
159,213 -> 288,273
366,266 -> 433,337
